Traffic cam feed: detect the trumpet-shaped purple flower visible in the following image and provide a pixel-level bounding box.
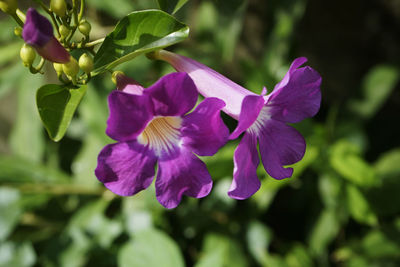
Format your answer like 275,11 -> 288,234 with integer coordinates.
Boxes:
95,72 -> 229,208
22,8 -> 69,63
153,50 -> 321,199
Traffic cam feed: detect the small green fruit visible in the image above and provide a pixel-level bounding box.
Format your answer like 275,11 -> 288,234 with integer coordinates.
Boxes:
78,20 -> 91,36
62,56 -> 79,77
59,25 -> 70,39
78,53 -> 93,74
14,27 -> 22,37
53,62 -> 63,75
20,44 -> 36,66
50,0 -> 66,17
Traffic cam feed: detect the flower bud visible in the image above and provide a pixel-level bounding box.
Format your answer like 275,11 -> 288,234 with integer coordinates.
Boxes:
20,43 -> 36,66
0,0 -> 18,14
50,0 -> 67,17
14,27 -> 22,37
53,62 -> 63,75
62,56 -> 79,77
78,53 -> 93,74
22,8 -> 70,63
59,25 -> 70,39
78,20 -> 91,36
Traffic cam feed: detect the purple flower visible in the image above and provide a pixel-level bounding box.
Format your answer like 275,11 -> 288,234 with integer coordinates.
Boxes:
153,50 -> 321,199
22,8 -> 69,63
95,72 -> 229,208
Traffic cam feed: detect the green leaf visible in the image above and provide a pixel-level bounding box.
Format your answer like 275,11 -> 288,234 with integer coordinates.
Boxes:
157,0 -> 188,14
93,10 -> 189,75
374,148 -> 400,179
350,65 -> 400,118
195,233 -> 248,267
330,140 -> 377,187
0,241 -> 36,267
119,229 -> 185,267
346,184 -> 377,226
362,230 -> 400,259
9,71 -> 44,162
0,187 -> 21,241
246,221 -> 272,265
309,209 -> 340,256
36,84 -> 87,141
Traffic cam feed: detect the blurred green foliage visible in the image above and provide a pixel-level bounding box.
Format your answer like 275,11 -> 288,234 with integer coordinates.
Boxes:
0,0 -> 400,266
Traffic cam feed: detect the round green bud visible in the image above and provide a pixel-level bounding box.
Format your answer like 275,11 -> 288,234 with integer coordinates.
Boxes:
78,20 -> 91,36
78,53 -> 93,74
53,62 -> 63,75
0,0 -> 18,14
20,44 -> 36,66
14,27 -> 22,37
50,0 -> 67,17
59,25 -> 70,39
62,56 -> 79,77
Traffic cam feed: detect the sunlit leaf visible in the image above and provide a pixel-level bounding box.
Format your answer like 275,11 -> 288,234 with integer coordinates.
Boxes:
93,10 -> 189,75
246,221 -> 271,265
119,229 -> 184,267
9,72 -> 44,162
350,65 -> 400,118
0,241 -> 36,267
330,140 -> 378,187
36,84 -> 87,142
309,209 -> 340,255
0,187 -> 21,241
195,233 -> 248,267
346,184 -> 377,226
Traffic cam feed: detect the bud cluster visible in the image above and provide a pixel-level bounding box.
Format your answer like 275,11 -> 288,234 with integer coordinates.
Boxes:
2,0 -> 98,85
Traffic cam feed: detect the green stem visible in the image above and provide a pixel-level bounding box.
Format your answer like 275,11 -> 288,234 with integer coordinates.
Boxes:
16,9 -> 26,23
85,37 -> 105,47
78,0 -> 85,22
11,13 -> 24,27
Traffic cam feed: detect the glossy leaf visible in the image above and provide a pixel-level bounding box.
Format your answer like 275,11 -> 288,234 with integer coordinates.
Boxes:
157,0 -> 188,14
36,84 -> 87,142
93,10 -> 189,75
119,229 -> 184,267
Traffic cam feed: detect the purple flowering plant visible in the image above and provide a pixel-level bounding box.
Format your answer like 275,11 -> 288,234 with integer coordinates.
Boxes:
1,0 -> 321,208
95,72 -> 228,208
151,50 -> 321,199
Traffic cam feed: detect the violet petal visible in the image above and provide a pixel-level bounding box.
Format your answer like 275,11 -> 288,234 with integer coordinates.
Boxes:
155,148 -> 212,209
145,72 -> 198,116
228,132 -> 261,199
95,141 -> 157,196
230,95 -> 265,140
181,97 -> 229,156
258,120 -> 306,179
106,90 -> 153,142
22,8 -> 53,46
267,66 -> 322,123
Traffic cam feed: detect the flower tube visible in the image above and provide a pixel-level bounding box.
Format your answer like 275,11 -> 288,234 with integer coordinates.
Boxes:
152,50 -> 321,199
22,8 -> 69,63
95,72 -> 229,208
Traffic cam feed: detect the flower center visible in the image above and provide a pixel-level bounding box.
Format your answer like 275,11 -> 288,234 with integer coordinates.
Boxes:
248,106 -> 272,135
137,116 -> 182,155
